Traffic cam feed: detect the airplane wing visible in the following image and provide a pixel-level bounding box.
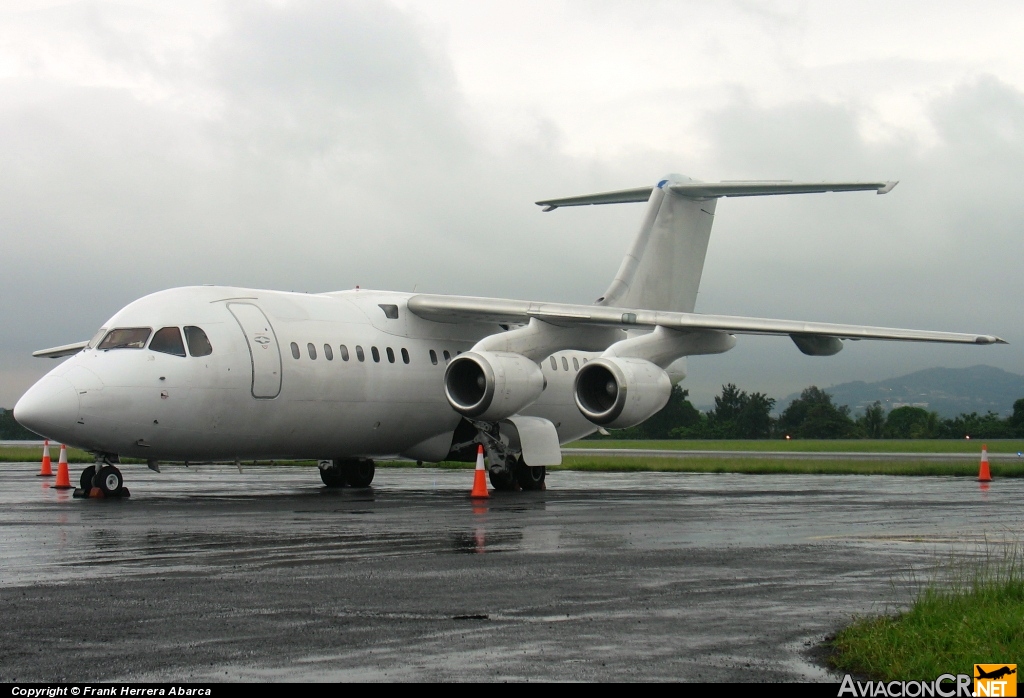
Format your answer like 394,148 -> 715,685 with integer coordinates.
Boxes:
32,341 -> 89,359
536,180 -> 897,210
407,294 -> 1005,346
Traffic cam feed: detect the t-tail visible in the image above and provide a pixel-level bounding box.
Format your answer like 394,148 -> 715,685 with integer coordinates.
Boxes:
536,175 -> 898,313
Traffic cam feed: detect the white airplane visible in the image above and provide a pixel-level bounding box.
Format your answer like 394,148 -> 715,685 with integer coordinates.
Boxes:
14,175 -> 1005,497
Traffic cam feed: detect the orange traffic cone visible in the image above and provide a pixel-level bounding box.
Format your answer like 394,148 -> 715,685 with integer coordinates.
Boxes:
52,444 -> 74,490
470,444 -> 489,499
36,440 -> 53,477
978,444 -> 992,482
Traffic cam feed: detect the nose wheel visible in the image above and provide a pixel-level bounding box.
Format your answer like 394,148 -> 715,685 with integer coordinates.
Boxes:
74,461 -> 130,499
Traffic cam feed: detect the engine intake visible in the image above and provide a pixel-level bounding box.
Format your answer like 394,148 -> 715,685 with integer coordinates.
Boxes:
574,357 -> 672,429
444,351 -> 545,422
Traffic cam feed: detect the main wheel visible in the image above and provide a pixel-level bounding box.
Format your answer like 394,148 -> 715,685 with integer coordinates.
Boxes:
95,465 -> 123,496
80,465 -> 97,491
488,465 -> 519,491
516,461 -> 546,491
319,462 -> 347,488
344,460 -> 375,488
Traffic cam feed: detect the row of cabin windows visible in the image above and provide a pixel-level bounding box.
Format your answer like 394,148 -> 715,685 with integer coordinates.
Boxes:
93,326 -> 214,358
290,342 -> 442,365
288,342 -> 587,370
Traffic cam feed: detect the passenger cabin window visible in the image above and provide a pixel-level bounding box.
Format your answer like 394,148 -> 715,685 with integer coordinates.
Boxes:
324,344 -> 333,361
386,347 -> 395,363
307,343 -> 317,360
549,356 -> 557,370
371,346 -> 380,363
401,348 -> 410,364
356,346 -> 365,362
184,326 -> 213,357
290,342 -> 300,359
443,350 -> 451,363
98,328 -> 151,351
340,345 -> 350,361
429,349 -> 438,365
150,327 -> 186,357
573,357 -> 580,371
378,304 -> 399,320
561,357 -> 569,371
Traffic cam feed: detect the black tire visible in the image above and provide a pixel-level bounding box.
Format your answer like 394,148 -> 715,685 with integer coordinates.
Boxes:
516,461 -> 546,491
96,465 -> 123,496
344,460 -> 375,488
80,465 -> 96,492
319,463 -> 347,488
488,466 -> 519,491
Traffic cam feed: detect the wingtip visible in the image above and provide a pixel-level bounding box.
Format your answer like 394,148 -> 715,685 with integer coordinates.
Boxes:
877,181 -> 899,195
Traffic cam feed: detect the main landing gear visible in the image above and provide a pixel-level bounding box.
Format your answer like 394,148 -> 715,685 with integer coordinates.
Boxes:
466,422 -> 546,493
74,457 -> 129,498
319,458 -> 376,489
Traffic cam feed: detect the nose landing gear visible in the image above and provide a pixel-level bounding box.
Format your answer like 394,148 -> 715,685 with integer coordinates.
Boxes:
73,457 -> 130,499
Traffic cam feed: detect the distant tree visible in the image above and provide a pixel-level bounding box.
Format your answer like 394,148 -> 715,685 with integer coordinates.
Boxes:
778,386 -> 856,439
942,411 -> 1013,440
884,406 -> 940,439
1010,398 -> 1024,437
857,401 -> 885,439
0,410 -> 40,440
701,384 -> 775,439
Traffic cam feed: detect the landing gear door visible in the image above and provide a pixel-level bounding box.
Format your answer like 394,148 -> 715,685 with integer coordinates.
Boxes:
227,303 -> 282,399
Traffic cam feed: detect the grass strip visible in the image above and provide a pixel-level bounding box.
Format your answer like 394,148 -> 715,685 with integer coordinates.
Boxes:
4,447 -> 1024,476
570,439 -> 1024,454
829,546 -> 1024,679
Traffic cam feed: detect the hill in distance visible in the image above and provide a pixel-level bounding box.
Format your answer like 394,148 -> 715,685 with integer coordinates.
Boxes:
779,365 -> 1024,418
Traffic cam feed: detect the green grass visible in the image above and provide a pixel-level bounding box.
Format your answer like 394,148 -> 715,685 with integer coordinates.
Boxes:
570,439 -> 1024,454
557,455 -> 1024,476
830,544 -> 1024,680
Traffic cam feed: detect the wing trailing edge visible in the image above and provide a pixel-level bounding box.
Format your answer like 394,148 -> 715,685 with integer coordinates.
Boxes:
407,294 -> 1005,346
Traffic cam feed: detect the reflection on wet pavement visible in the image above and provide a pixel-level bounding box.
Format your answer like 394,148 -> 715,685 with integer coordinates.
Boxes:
1,461 -> 1022,682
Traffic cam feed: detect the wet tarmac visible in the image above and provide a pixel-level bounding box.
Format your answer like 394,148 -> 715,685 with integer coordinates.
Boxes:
0,462 -> 1019,682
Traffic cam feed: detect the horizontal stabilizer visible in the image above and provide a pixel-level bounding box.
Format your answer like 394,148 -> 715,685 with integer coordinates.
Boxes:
536,180 -> 897,210
32,341 -> 88,359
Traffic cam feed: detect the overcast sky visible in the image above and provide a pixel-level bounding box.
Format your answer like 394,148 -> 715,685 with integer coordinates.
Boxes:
2,0 -> 1022,409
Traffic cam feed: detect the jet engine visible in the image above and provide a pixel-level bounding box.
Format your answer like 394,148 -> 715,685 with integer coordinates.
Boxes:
444,351 -> 546,422
573,357 -> 672,429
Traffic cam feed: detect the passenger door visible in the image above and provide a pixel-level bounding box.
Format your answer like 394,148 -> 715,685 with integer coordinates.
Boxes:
227,303 -> 282,399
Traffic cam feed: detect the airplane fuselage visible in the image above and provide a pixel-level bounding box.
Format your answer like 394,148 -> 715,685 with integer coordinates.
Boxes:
18,286 -> 599,462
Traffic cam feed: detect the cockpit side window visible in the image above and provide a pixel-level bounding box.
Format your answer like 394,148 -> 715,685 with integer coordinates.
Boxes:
97,328 -> 151,350
86,328 -> 108,349
149,327 -> 186,357
184,326 -> 213,357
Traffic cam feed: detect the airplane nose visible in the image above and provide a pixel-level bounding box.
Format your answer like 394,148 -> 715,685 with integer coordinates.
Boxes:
13,376 -> 81,440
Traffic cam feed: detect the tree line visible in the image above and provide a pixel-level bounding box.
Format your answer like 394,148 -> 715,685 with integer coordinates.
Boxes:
605,384 -> 1024,440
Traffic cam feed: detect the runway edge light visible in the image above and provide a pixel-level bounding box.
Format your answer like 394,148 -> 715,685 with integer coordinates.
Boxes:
471,444 -> 489,499
978,444 -> 992,482
36,439 -> 53,477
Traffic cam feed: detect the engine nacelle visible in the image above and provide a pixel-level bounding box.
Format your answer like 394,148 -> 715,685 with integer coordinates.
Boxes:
573,357 -> 672,429
444,351 -> 546,422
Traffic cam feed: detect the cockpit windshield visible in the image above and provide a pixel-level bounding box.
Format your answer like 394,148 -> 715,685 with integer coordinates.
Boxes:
184,326 -> 213,357
97,328 -> 151,350
150,327 -> 187,357
86,328 -> 108,349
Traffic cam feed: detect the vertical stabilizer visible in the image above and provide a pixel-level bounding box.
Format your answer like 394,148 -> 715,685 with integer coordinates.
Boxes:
597,175 -> 716,313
